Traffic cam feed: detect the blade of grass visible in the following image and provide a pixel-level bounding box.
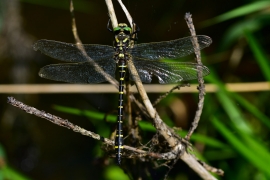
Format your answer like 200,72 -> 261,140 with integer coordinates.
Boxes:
53,104 -> 117,122
204,149 -> 237,161
2,165 -> 31,180
105,166 -> 129,180
207,72 -> 270,165
54,105 -> 228,148
211,116 -> 270,177
201,1 -> 270,27
227,109 -> 270,169
179,131 -> 229,149
244,30 -> 270,81
238,131 -> 270,164
219,18 -> 260,50
231,93 -> 270,129
205,71 -> 253,134
206,70 -> 270,174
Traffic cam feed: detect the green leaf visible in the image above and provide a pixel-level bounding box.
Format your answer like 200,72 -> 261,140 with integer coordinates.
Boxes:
178,131 -> 229,149
54,105 -> 227,148
231,93 -> 270,129
211,116 -> 270,177
104,166 -> 129,180
53,105 -> 117,122
244,30 -> 270,81
201,1 -> 270,27
205,71 -> 253,134
2,166 -> 31,180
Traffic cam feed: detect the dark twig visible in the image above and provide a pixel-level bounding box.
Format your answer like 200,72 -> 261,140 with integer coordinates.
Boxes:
153,84 -> 190,107
115,0 -> 180,152
113,2 -> 217,179
183,13 -> 223,177
163,146 -> 183,180
184,13 -> 206,140
69,0 -> 118,89
7,97 -> 195,164
117,0 -> 133,27
7,97 -> 113,145
7,96 -> 177,161
198,160 -> 224,176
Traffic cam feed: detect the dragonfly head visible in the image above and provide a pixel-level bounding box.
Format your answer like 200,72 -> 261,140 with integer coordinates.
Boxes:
113,23 -> 132,40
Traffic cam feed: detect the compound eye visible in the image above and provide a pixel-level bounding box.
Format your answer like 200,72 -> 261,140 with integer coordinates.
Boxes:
123,27 -> 131,34
113,27 -> 121,34
124,30 -> 130,35
114,30 -> 120,35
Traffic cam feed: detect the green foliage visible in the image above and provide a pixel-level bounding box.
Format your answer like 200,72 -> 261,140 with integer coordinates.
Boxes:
104,166 -> 129,180
3,0 -> 269,179
244,30 -> 270,81
201,1 -> 270,27
0,144 -> 30,180
54,104 -> 229,149
199,1 -> 270,178
1,166 -> 31,180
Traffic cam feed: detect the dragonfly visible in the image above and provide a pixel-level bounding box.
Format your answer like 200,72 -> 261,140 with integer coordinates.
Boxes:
33,23 -> 212,165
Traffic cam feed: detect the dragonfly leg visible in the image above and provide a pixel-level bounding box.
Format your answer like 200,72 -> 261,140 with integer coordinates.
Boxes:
130,22 -> 139,41
107,18 -> 113,32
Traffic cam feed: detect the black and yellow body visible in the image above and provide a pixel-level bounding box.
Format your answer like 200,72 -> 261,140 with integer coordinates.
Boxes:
35,21 -> 212,166
113,23 -> 132,165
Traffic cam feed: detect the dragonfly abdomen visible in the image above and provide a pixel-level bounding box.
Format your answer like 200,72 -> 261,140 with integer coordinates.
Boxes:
115,60 -> 127,165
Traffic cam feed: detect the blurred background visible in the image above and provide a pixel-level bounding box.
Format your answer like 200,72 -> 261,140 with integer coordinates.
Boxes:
0,0 -> 270,179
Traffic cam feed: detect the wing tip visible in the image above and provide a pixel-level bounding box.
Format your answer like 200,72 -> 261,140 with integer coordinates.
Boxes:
198,35 -> 213,46
33,41 -> 40,51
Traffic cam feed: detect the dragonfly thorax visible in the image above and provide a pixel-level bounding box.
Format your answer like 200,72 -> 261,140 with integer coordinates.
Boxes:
113,23 -> 132,62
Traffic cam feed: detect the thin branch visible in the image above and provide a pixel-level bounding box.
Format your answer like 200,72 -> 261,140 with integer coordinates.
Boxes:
70,1 -> 152,144
128,59 -> 178,147
69,0 -> 118,89
105,0 -> 118,28
184,13 -> 206,140
117,0 -> 133,27
7,97 -> 112,145
6,97 -> 184,162
111,2 -> 218,179
164,146 -> 183,180
110,0 -> 178,150
198,160 -> 224,176
152,84 -> 190,107
129,94 -> 150,118
126,81 -> 133,133
181,152 -> 218,180
0,82 -> 269,93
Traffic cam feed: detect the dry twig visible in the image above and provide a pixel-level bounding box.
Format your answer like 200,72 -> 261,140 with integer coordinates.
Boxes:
152,84 -> 190,106
198,160 -> 224,176
7,96 -> 180,161
184,13 -> 206,140
112,3 -> 217,179
69,0 -> 118,89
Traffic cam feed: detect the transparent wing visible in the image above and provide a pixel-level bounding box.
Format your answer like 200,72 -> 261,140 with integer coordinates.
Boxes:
39,60 -> 116,84
130,35 -> 212,60
130,58 -> 210,84
33,39 -> 115,62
